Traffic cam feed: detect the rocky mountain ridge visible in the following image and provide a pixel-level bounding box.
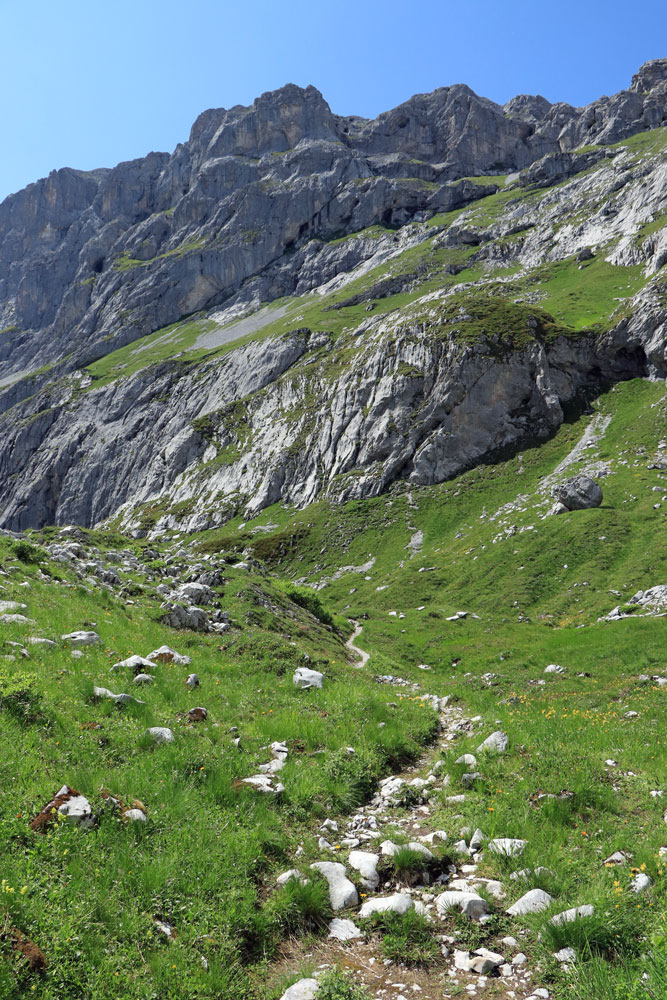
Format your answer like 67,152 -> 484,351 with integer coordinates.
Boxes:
1,60 -> 667,533
2,60 -> 667,377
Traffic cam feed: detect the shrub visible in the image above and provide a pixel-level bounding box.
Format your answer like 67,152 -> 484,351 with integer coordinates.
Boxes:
0,668 -> 47,725
542,900 -> 648,961
317,968 -> 372,1000
12,541 -> 46,564
280,582 -> 335,628
324,747 -> 380,808
265,875 -> 331,936
364,910 -> 440,966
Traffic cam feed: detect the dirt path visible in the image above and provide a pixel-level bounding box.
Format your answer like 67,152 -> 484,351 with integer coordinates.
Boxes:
345,621 -> 370,668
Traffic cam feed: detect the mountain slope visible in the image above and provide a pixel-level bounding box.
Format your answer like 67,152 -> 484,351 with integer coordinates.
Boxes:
1,376 -> 666,1000
1,114 -> 667,531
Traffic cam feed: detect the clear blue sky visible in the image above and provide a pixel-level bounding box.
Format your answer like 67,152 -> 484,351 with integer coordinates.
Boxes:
2,0 -> 665,201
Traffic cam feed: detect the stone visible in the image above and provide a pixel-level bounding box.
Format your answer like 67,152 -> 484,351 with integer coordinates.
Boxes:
548,904 -> 594,926
511,952 -> 528,966
26,637 -> 57,647
276,869 -> 302,886
280,979 -> 319,1000
123,808 -> 147,822
145,727 -> 175,744
241,774 -> 284,794
0,600 -> 27,612
435,891 -> 489,919
348,850 -> 380,889
544,664 -> 565,674
310,862 -> 358,910
359,892 -> 413,917
469,828 -> 485,849
61,631 -> 101,645
551,475 -> 603,512
133,673 -> 155,684
630,873 -> 652,892
553,947 -> 576,963
488,838 -> 526,857
455,754 -> 477,766
477,731 -> 508,753
468,948 -> 504,973
507,889 -> 554,915
185,673 -> 200,688
293,667 -> 324,689
603,851 -> 631,865
379,776 -> 405,800
328,917 -> 363,941
175,582 -> 214,605
57,793 -> 94,827
111,654 -> 155,672
147,645 -> 191,665
93,685 -> 145,705
160,603 -> 210,631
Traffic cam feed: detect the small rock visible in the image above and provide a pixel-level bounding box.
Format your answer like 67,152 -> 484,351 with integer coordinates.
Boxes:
61,630 -> 101,646
145,727 -> 175,745
548,904 -> 594,926
507,889 -> 553,915
310,861 -> 358,910
328,917 -> 363,941
488,838 -> 526,857
360,892 -> 413,917
477,731 -> 508,753
630,873 -> 652,893
293,667 -> 324,689
280,980 -> 319,1000
146,645 -> 191,665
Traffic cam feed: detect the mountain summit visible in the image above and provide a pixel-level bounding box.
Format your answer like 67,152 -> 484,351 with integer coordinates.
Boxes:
0,61 -> 666,532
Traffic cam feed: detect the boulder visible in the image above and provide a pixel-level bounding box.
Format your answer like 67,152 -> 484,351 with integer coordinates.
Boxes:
280,980 -> 319,1000
548,904 -> 594,926
293,667 -> 324,689
174,582 -> 214,605
310,862 -> 358,910
348,850 -> 380,889
328,917 -> 363,941
488,838 -> 526,857
552,475 -> 603,512
241,774 -> 284,794
111,654 -> 156,672
435,891 -> 489,919
359,892 -> 413,917
146,645 -> 192,665
145,727 -> 175,744
507,888 -> 554,915
477,730 -> 508,753
159,604 -> 210,631
61,630 -> 101,646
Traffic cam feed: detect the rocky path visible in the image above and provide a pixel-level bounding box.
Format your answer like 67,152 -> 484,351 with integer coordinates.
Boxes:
345,620 -> 371,669
280,694 -> 560,1000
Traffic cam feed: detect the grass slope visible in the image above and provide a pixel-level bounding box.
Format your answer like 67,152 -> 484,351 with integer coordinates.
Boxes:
2,381 -> 666,1000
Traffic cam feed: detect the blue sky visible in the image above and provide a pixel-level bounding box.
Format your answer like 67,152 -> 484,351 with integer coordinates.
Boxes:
2,0 -> 665,201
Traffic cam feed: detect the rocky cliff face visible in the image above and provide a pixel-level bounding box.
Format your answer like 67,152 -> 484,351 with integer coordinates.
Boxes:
2,62 -> 667,376
1,61 -> 667,533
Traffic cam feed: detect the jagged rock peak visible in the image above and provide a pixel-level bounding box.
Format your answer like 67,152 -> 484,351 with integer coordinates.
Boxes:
502,94 -> 552,123
631,58 -> 667,94
189,83 -> 338,159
